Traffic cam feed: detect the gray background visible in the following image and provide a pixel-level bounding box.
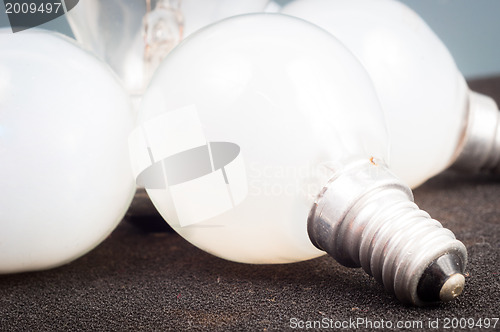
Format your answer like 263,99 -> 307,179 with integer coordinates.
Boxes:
1,0 -> 500,79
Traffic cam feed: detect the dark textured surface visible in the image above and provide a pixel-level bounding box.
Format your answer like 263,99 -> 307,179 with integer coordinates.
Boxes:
0,79 -> 499,331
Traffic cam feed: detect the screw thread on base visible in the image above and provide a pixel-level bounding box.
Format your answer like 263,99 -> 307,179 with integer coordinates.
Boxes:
452,90 -> 500,173
308,159 -> 467,305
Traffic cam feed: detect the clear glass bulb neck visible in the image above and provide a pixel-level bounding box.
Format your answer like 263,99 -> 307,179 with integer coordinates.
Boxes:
452,90 -> 500,173
307,159 -> 467,306
142,0 -> 184,89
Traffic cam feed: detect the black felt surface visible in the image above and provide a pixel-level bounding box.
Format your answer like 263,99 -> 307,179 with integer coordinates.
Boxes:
0,79 -> 499,331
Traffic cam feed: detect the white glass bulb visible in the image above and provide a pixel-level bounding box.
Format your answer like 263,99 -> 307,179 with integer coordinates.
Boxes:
67,0 -> 270,96
131,14 -> 466,305
281,0 -> 500,188
136,13 -> 387,264
0,30 -> 135,274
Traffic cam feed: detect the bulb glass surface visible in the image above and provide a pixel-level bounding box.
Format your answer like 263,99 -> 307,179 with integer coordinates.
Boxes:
282,0 -> 469,188
134,14 -> 389,263
0,30 -> 135,273
67,0 -> 270,95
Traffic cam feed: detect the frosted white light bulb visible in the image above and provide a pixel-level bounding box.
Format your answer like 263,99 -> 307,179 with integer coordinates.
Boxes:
67,0 -> 269,96
131,14 -> 467,305
0,30 -> 135,274
282,0 -> 500,188
67,0 -> 270,225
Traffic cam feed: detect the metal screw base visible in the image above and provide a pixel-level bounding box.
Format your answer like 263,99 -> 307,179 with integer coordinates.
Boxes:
452,90 -> 500,173
307,159 -> 467,305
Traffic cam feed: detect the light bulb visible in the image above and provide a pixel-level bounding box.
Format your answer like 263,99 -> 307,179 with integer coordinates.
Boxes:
66,0 -> 270,96
281,0 -> 500,188
0,29 -> 135,273
67,0 -> 271,228
130,13 -> 467,305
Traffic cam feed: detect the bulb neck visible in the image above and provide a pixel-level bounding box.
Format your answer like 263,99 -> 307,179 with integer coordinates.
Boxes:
452,90 -> 500,173
307,159 -> 467,306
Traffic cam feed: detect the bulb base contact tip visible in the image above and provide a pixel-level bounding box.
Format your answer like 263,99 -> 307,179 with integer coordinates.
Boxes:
440,274 -> 465,302
441,273 -> 466,301
308,159 -> 467,306
416,253 -> 466,303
